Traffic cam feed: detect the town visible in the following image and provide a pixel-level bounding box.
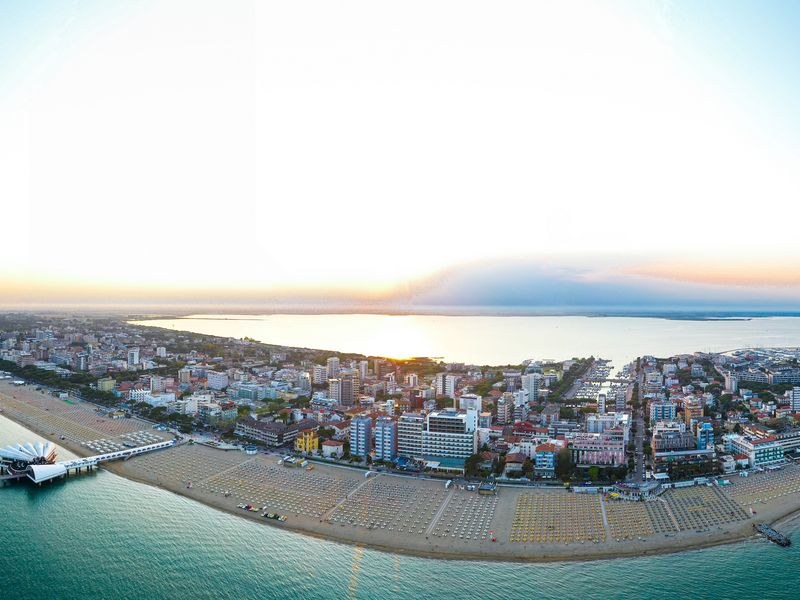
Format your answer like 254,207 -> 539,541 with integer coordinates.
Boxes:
2,312 -> 800,559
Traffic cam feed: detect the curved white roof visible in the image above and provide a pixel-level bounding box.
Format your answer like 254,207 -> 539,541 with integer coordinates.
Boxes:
0,441 -> 57,463
27,463 -> 67,483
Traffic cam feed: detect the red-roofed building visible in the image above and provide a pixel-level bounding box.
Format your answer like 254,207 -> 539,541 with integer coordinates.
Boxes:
321,439 -> 344,459
504,451 -> 526,476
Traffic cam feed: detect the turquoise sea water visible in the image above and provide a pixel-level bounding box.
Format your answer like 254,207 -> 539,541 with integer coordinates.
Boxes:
2,451 -> 800,599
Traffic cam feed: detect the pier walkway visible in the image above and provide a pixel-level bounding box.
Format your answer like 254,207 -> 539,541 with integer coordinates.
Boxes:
24,439 -> 178,484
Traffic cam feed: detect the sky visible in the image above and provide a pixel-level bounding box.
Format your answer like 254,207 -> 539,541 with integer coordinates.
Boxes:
1,1 -> 799,310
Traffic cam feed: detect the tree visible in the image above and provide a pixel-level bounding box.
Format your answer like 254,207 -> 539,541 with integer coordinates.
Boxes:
559,406 -> 575,420
522,458 -> 534,479
465,454 -> 482,478
588,466 -> 600,481
556,447 -> 574,481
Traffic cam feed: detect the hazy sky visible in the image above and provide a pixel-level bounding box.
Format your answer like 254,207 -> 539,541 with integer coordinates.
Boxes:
1,1 -> 799,308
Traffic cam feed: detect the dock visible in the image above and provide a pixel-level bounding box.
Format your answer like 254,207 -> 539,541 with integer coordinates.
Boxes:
754,523 -> 791,547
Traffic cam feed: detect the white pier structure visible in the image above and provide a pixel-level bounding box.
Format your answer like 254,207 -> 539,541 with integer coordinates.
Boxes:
2,439 -> 177,484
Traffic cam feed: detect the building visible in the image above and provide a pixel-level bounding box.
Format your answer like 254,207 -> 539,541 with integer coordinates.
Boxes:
178,367 -> 192,384
597,393 -> 606,415
723,434 -> 784,468
652,428 -> 697,453
326,356 -> 340,379
696,422 -> 715,450
534,442 -> 558,478
349,416 -> 373,458
294,429 -> 319,454
571,430 -> 625,467
358,360 -> 369,380
328,378 -> 341,403
339,373 -> 359,406
126,347 -> 139,368
207,371 -> 229,390
434,373 -> 459,399
652,448 -> 715,474
649,400 -> 677,422
96,377 -> 115,392
724,371 -> 739,393
791,387 -> 800,412
683,397 -> 704,428
321,439 -> 344,459
156,346 -> 167,358
496,394 -> 513,425
586,412 -> 630,443
421,409 -> 477,460
313,364 -> 329,384
374,416 -> 397,461
234,419 -> 298,447
458,393 -> 482,412
397,413 -> 425,459
523,373 -> 541,403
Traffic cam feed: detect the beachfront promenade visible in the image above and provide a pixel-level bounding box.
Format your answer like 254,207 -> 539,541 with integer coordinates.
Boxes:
2,381 -> 800,561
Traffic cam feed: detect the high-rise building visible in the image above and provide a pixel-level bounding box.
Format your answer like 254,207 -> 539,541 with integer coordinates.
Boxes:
615,390 -> 627,412
178,367 -> 192,384
328,378 -> 341,403
127,347 -> 140,368
397,413 -> 425,459
404,373 -> 419,388
156,346 -> 167,358
349,416 -> 373,457
523,373 -> 541,403
597,393 -> 606,415
358,360 -> 369,380
684,397 -> 704,428
649,400 -> 676,422
496,393 -> 513,425
150,375 -> 164,392
724,372 -> 739,394
326,356 -> 340,379
434,373 -> 459,398
458,393 -> 482,412
339,372 -> 359,406
297,372 -> 311,392
374,417 -> 397,461
791,387 -> 800,412
313,364 -> 329,384
207,371 -> 229,390
421,409 -> 477,460
696,422 -> 715,450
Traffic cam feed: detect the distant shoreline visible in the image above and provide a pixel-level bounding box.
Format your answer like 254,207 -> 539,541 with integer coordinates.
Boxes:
125,310 -> 779,322
4,306 -> 797,321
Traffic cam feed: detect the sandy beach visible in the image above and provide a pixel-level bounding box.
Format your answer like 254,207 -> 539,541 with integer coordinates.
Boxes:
3,380 -> 799,563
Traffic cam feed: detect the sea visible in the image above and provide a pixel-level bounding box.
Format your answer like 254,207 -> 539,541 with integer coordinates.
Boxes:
131,313 -> 800,370
5,314 -> 800,598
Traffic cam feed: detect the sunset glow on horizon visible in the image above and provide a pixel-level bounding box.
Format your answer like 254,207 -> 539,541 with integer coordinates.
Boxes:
2,1 -> 799,308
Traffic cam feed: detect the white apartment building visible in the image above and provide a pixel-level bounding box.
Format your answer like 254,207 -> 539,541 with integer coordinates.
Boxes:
397,413 -> 425,459
421,409 -> 477,460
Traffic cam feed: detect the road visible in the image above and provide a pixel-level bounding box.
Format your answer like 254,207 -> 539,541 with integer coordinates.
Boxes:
626,365 -> 646,483
633,370 -> 645,482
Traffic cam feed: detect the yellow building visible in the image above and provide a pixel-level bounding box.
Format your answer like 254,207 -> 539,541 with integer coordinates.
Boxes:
97,377 -> 116,392
294,430 -> 319,454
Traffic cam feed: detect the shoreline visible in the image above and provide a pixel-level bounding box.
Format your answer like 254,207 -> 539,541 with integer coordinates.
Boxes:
2,394 -> 796,564
127,310 -> 781,322
97,461 -> 773,564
